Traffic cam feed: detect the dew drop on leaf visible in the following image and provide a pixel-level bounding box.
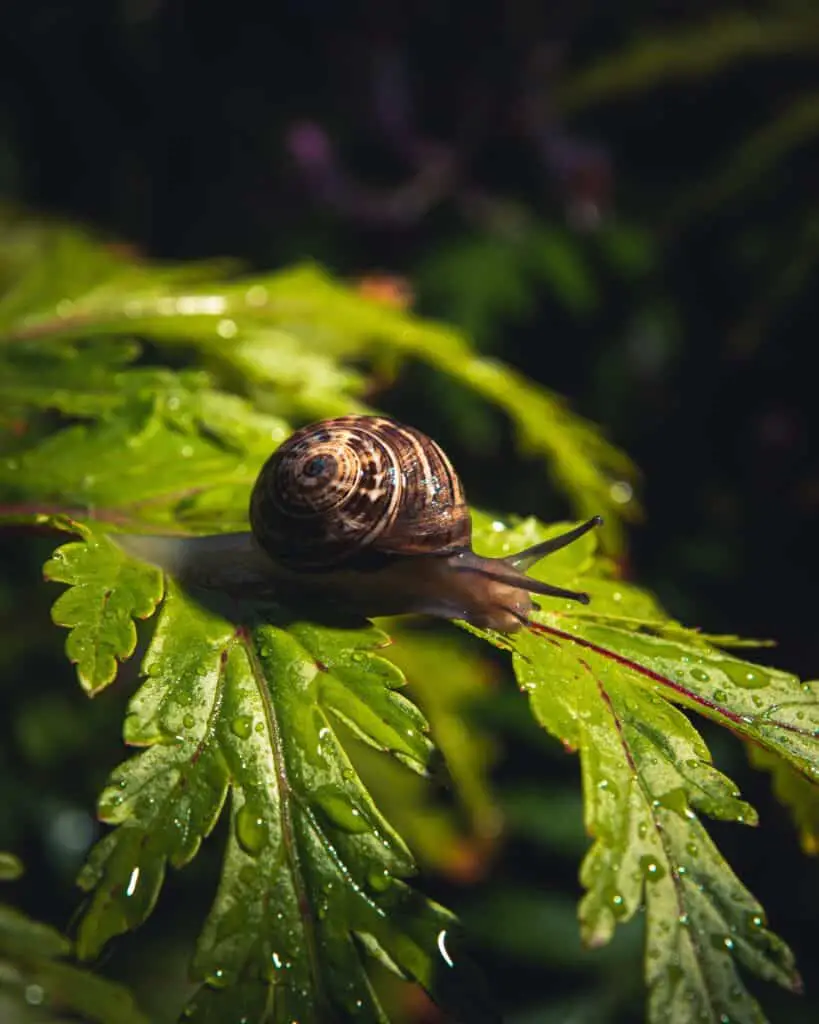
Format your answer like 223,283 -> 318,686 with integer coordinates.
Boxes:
235,804 -> 267,855
691,668 -> 709,683
205,967 -> 234,989
608,890 -> 627,918
314,787 -> 370,834
745,912 -> 765,933
639,855 -> 667,882
182,713 -> 195,729
231,715 -> 253,739
368,869 -> 391,892
713,689 -> 728,703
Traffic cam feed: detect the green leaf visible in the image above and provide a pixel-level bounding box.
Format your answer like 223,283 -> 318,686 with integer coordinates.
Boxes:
0,853 -> 147,1024
0,213 -> 637,546
44,528 -> 164,694
73,578 -> 494,1023
0,386 -> 289,533
467,516 -> 809,1023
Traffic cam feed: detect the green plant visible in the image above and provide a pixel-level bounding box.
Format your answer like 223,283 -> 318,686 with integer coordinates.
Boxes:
0,210 -> 816,1023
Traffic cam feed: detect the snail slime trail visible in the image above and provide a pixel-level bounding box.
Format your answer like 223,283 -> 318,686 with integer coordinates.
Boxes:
116,415 -> 603,632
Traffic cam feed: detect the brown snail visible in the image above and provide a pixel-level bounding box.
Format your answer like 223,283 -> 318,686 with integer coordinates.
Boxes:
118,415 -> 601,633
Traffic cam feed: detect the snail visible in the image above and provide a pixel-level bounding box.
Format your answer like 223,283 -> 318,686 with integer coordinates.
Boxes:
117,415 -> 601,633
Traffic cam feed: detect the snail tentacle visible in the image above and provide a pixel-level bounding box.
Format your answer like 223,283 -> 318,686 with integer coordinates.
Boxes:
505,516 -> 603,572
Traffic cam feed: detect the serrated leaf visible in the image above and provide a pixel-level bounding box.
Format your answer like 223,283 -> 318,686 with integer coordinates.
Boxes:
0,213 -> 637,544
44,530 -> 164,694
75,581 -> 495,1023
467,516 -> 810,1023
0,388 -> 289,533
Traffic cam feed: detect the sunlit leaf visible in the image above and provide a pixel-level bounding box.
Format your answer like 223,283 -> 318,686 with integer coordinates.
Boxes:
0,212 -> 638,546
467,516 -> 810,1023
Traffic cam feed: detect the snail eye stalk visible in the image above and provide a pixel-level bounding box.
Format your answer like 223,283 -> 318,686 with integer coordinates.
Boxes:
506,516 -> 603,573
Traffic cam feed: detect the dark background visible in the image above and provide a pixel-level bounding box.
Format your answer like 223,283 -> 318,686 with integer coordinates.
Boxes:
1,2 -> 818,1021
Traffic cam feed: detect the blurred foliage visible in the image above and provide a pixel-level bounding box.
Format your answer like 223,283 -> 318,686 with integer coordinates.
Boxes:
2,1 -> 819,1023
0,852 -> 148,1024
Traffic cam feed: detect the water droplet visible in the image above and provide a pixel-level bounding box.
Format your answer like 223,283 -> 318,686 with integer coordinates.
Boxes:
724,663 -> 769,689
314,788 -> 370,834
656,787 -> 694,819
206,967 -> 233,989
678,913 -> 690,927
691,668 -> 710,683
271,951 -> 283,970
236,804 -> 267,855
713,689 -> 728,703
686,842 -> 699,858
368,869 -> 391,892
639,855 -> 667,882
231,715 -> 253,739
183,713 -> 195,729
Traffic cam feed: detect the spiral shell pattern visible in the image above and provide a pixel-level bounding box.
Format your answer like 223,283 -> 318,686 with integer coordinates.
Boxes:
249,415 -> 471,570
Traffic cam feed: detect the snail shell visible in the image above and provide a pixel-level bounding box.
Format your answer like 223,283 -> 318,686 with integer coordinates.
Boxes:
117,415 -> 601,632
249,416 -> 470,570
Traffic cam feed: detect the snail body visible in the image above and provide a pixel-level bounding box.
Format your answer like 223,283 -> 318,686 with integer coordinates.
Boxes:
118,416 -> 600,633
